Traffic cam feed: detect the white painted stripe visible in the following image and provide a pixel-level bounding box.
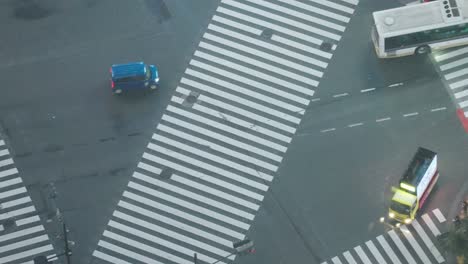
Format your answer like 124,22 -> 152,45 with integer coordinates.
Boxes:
431,107 -> 447,112
343,251 -> 357,264
147,143 -> 269,191
348,122 -> 363,127
440,57 -> 468,71
445,68 -> 468,80
311,98 -> 320,102
0,149 -> 9,157
212,15 -> 262,35
16,215 -> 40,226
0,206 -> 36,220
376,235 -> 402,264
162,113 -> 283,162
376,117 -> 391,122
172,175 -> 259,210
339,0 -> 359,5
157,124 -> 279,171
206,25 -> 329,67
400,225 -> 431,263
388,82 -> 403,87
244,0 -> 345,31
432,208 -> 446,223
152,132 -> 276,180
0,187 -> 27,199
0,225 -> 44,243
271,35 -> 332,59
217,7 -> 323,45
388,229 -> 417,264
141,152 -> 264,201
98,240 -> 166,264
184,69 -> 304,113
0,177 -> 22,189
361,88 -> 376,92
108,219 -> 232,261
403,112 -> 418,117
331,256 -> 343,264
0,234 -> 49,253
0,244 -> 53,264
0,140 -> 4,146
411,219 -> 445,263
224,0 -> 342,40
449,78 -> 468,89
167,105 -> 288,152
93,250 -> 132,264
422,213 -> 441,236
278,0 -> 349,22
180,77 -> 300,124
194,49 -> 318,91
0,158 -> 14,168
137,161 -> 161,175
1,196 -> 31,209
190,59 -> 311,105
128,181 -> 250,229
333,93 -> 348,98
116,201 -> 234,248
172,96 -> 292,144
434,46 -> 468,61
354,245 -> 372,264
199,41 -> 323,80
132,172 -> 255,220
321,128 -> 336,133
304,0 -> 355,13
0,168 -> 18,178
459,99 -> 468,108
455,89 -> 468,99
365,240 -> 386,264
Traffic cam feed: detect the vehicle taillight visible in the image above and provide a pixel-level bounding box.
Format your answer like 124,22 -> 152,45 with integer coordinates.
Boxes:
111,81 -> 115,89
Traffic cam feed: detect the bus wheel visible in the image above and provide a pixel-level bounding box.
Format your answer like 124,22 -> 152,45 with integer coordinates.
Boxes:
415,45 -> 431,55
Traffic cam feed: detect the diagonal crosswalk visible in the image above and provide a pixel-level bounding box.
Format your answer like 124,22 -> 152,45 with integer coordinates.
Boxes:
0,138 -> 56,264
321,209 -> 446,264
92,0 -> 359,263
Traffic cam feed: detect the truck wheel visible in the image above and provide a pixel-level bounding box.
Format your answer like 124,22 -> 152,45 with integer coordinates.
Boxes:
415,45 -> 431,55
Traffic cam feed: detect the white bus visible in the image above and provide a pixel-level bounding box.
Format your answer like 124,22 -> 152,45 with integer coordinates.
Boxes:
372,0 -> 468,58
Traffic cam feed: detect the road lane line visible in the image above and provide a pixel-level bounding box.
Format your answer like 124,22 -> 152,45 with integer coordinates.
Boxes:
361,88 -> 376,93
431,107 -> 447,112
321,128 -> 336,133
333,93 -> 348,98
403,112 -> 418,117
348,122 -> 363,127
376,117 -> 391,122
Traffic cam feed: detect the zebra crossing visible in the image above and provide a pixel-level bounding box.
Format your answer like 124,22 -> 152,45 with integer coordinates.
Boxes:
0,138 -> 56,264
92,0 -> 359,263
433,46 -> 468,119
321,208 -> 447,264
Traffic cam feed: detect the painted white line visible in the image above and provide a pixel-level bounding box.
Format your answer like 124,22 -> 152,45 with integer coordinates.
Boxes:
422,213 -> 441,236
128,181 -> 251,229
434,46 -> 468,61
311,98 -> 321,102
146,143 -> 269,191
271,35 -> 332,59
365,240 -> 387,264
321,128 -> 336,133
0,140 -> 4,146
0,149 -> 9,157
217,7 -> 323,45
1,196 -> 31,209
0,168 -> 18,178
377,235 -> 402,264
121,193 -> 245,240
432,208 -> 446,223
348,122 -> 363,127
333,93 -> 348,98
223,0 -> 342,40
354,245 -> 372,264
133,172 -> 255,220
444,67 -> 468,80
455,89 -> 468,99
400,225 -> 432,264
212,15 -> 262,35
157,123 -> 279,171
343,251 -> 357,264
277,0 -> 350,22
388,229 -> 417,264
331,256 -> 343,264
0,244 -> 53,264
0,187 -> 27,200
339,0 -> 359,5
440,57 -> 468,71
459,100 -> 468,108
97,240 -> 167,264
376,117 -> 391,122
303,0 -> 355,13
431,107 -> 447,112
180,78 -> 300,124
190,59 -> 311,105
151,133 -> 275,181
0,158 -> 14,168
388,82 -> 403,87
449,78 -> 468,90
0,177 -> 22,189
403,112 -> 418,117
411,219 -> 445,263
93,251 -> 132,264
141,152 -> 264,201
0,206 -> 36,220
137,161 -> 161,175
0,234 -> 49,254
167,103 -> 287,152
0,225 -> 44,243
15,215 -> 40,226
361,88 -> 376,93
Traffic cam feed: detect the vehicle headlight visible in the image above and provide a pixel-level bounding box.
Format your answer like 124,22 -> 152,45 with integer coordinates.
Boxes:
395,223 -> 401,228
379,217 -> 385,223
389,212 -> 395,218
404,218 -> 412,224
154,77 -> 159,82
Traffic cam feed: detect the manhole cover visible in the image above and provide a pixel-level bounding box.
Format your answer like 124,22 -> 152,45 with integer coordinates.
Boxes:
261,28 -> 274,40
186,95 -> 197,104
159,168 -> 173,180
320,42 -> 332,52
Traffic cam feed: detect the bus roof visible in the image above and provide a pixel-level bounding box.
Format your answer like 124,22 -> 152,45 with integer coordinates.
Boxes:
400,147 -> 437,191
373,0 -> 468,36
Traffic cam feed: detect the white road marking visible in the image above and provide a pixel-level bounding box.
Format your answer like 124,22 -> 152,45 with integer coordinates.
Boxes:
444,68 -> 468,80
0,244 -> 53,264
361,88 -> 376,93
432,208 -> 446,223
434,46 -> 468,61
0,177 -> 22,189
0,234 -> 49,254
271,35 -> 332,59
333,93 -> 348,98
321,128 -> 336,133
0,149 -> 9,157
354,246 -> 372,264
343,251 -> 357,264
212,15 -> 262,35
400,225 -> 431,264
459,100 -> 468,108
348,122 -> 363,127
277,0 -> 350,22
440,57 -> 468,71
0,168 -> 18,178
0,140 -> 4,146
388,229 -> 417,264
422,213 -> 441,236
15,215 -> 40,226
311,98 -> 321,102
0,225 -> 44,243
388,82 -> 403,87
365,240 -> 387,264
411,219 -> 445,263
331,256 -> 343,264
376,117 -> 391,122
0,196 -> 30,209
403,112 -> 418,117
449,78 -> 468,90
431,107 -> 447,112
303,0 -> 355,13
93,251 -> 132,264
97,240 -> 167,264
0,158 -> 14,168
454,89 -> 468,99
0,187 -> 27,199
377,235 -> 402,264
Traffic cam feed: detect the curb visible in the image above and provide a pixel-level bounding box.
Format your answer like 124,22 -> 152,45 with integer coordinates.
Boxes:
456,108 -> 468,133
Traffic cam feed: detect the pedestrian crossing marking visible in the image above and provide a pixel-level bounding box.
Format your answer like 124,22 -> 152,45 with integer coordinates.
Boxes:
343,250 -> 357,264
377,235 -> 402,264
412,219 -> 445,263
400,225 -> 432,263
331,256 -> 343,264
432,208 -> 446,223
354,245 -> 372,264
365,240 -> 387,264
422,213 -> 442,236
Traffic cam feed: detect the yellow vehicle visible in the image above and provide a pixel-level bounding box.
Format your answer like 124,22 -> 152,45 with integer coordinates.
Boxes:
382,147 -> 439,226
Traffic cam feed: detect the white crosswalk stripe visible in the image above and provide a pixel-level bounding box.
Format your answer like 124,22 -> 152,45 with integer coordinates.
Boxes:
323,210 -> 447,264
0,136 -> 56,263
92,0 -> 359,262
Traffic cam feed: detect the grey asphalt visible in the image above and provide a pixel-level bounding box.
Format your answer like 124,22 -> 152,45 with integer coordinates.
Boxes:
0,0 -> 217,263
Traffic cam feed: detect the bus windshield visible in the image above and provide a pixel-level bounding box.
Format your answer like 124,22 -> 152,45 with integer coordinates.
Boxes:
390,201 -> 411,215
